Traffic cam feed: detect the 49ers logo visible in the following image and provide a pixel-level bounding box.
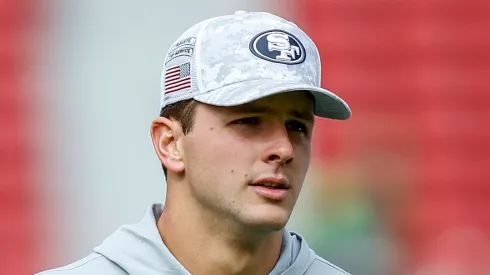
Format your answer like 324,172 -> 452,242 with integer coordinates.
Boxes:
249,30 -> 306,65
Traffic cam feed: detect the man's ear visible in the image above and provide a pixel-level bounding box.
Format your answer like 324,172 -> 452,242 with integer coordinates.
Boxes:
150,117 -> 185,174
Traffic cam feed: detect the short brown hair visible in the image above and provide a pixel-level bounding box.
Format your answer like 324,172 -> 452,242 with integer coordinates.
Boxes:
159,99 -> 197,177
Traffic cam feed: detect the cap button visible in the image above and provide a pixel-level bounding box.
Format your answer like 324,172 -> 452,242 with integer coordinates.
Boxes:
234,10 -> 247,15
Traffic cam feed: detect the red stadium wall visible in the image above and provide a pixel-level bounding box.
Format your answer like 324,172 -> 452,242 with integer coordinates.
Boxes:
0,0 -> 41,274
293,0 -> 490,272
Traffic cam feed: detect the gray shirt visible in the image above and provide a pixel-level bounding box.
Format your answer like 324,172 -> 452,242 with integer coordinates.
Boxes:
36,204 -> 351,275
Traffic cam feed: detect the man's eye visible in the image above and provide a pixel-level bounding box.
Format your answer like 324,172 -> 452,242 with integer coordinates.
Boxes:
286,120 -> 308,134
232,117 -> 261,125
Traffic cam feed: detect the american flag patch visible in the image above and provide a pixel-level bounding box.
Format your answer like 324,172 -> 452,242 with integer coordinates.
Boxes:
165,62 -> 191,94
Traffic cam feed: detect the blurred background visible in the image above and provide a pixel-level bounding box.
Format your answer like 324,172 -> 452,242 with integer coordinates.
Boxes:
1,0 -> 490,274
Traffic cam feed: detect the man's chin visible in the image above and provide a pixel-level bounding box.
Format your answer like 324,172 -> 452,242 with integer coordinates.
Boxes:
238,208 -> 292,232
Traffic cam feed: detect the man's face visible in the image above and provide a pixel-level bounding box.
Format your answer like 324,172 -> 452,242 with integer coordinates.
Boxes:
180,91 -> 314,231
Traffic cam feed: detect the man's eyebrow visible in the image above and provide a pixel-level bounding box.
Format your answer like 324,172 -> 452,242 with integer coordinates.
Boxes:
290,110 -> 314,123
228,105 -> 314,123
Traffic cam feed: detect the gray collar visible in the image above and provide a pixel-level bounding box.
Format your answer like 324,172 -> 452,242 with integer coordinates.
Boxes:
94,204 -> 314,275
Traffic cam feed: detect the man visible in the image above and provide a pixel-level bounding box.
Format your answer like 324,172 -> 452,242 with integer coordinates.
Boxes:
37,10 -> 352,275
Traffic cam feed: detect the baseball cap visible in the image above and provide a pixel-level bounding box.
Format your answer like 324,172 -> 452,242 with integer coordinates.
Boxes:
160,11 -> 351,120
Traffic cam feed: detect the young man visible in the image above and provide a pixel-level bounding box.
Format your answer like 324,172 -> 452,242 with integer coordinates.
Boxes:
38,11 -> 352,275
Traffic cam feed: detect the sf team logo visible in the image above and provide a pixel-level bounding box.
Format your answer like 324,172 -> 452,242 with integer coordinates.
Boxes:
267,33 -> 300,61
250,30 -> 306,65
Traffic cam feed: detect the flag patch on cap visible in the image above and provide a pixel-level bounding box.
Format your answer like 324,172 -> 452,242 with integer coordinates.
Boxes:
165,62 -> 191,94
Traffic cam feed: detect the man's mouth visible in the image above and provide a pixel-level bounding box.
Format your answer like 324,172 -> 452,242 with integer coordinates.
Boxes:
249,182 -> 288,189
249,177 -> 290,200
249,177 -> 290,189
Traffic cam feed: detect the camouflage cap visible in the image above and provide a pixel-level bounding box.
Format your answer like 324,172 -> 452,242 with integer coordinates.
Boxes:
160,11 -> 351,120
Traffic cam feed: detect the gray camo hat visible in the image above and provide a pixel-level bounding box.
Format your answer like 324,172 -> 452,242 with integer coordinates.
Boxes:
160,11 -> 351,120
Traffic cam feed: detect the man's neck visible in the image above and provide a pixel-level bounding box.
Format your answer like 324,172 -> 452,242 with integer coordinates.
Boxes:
157,198 -> 284,275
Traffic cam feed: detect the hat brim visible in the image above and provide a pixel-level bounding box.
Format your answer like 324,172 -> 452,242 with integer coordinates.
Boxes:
193,79 -> 351,120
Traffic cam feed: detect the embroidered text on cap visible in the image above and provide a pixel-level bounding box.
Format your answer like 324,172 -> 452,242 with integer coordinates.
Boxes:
249,30 -> 306,65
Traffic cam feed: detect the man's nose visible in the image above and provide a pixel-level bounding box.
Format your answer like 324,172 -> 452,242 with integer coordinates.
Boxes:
262,124 -> 294,165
